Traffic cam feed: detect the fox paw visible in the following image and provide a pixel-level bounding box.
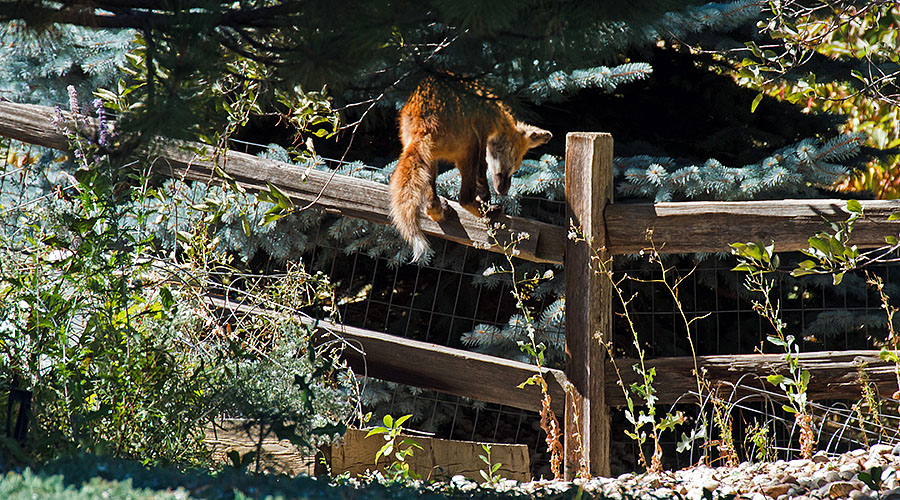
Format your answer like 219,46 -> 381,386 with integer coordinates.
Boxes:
426,198 -> 450,222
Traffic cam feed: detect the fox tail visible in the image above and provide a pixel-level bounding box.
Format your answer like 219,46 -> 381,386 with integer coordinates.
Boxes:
389,142 -> 433,262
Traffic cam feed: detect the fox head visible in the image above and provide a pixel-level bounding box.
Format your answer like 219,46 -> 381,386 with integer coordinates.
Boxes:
486,123 -> 552,195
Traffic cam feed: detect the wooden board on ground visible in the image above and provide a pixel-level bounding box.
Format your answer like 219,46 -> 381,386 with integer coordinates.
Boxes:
204,419 -> 315,476
327,428 -> 531,482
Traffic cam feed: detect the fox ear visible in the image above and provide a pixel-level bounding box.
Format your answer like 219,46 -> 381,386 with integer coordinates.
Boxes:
517,123 -> 552,148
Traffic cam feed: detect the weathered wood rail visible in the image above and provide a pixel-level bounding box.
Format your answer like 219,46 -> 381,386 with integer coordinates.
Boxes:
205,295 -> 568,416
2,101 -> 899,261
3,99 -> 900,478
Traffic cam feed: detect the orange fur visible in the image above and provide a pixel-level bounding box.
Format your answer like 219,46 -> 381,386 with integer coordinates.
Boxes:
389,76 -> 551,261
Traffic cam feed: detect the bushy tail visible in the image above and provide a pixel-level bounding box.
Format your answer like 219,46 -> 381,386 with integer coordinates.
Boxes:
390,143 -> 432,262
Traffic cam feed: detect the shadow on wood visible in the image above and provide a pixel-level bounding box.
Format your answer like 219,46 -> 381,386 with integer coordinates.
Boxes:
328,428 -> 530,482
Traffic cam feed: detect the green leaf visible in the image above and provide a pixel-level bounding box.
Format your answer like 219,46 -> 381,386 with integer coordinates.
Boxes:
889,212 -> 900,221
846,199 -> 862,214
365,427 -> 388,438
767,374 -> 786,386
808,237 -> 831,257
833,272 -> 845,286
159,287 -> 174,310
751,93 -> 764,113
766,335 -> 787,347
400,438 -> 423,450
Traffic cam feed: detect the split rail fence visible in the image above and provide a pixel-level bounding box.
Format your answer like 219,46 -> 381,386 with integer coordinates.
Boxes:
3,101 -> 900,478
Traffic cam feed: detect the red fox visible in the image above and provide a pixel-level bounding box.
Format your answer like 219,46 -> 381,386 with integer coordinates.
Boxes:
389,76 -> 552,261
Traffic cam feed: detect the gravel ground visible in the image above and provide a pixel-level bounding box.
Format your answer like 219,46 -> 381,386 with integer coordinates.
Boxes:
440,445 -> 900,499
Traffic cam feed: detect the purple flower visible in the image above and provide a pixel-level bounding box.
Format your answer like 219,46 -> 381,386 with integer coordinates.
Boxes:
51,105 -> 63,128
66,85 -> 80,115
93,99 -> 110,146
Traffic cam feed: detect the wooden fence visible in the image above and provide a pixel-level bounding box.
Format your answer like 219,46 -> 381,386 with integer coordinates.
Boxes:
3,100 -> 900,478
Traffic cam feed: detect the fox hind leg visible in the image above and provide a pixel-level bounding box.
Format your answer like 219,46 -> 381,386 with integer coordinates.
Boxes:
423,160 -> 448,222
457,144 -> 496,217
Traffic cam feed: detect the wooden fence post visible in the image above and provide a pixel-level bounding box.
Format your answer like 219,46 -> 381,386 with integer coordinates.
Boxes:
564,132 -> 613,478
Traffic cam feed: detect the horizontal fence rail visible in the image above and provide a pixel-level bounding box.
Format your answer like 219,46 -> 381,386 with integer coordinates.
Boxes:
4,99 -> 900,478
2,101 -> 900,262
610,350 -> 900,406
0,101 -> 563,264
205,296 -> 568,416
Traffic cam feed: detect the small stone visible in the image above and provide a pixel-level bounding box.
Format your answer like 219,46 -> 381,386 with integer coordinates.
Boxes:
862,458 -> 881,471
870,444 -> 893,456
799,477 -> 817,489
650,488 -> 674,498
826,481 -> 859,498
826,470 -> 842,482
779,473 -> 799,484
701,479 -> 719,492
813,451 -> 830,463
850,449 -> 868,457
840,463 -> 861,480
790,459 -> 812,469
883,489 -> 900,500
883,468 -> 899,490
750,493 -> 767,500
685,488 -> 706,500
849,490 -> 873,500
617,473 -> 633,481
763,483 -> 792,497
892,443 -> 900,456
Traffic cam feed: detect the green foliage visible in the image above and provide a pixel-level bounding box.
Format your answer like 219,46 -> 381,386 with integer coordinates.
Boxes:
1,454 -> 634,499
858,466 -> 899,494
0,22 -> 132,106
731,241 -> 812,416
791,200 -> 863,285
618,133 -> 866,202
0,1 -> 764,142
0,90 -> 354,467
569,226 -> 688,473
734,3 -> 900,198
0,91 -> 213,464
744,420 -> 775,463
365,414 -> 423,481
478,444 -> 505,485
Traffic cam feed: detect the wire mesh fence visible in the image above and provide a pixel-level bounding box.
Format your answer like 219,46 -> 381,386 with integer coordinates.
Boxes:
4,133 -> 900,478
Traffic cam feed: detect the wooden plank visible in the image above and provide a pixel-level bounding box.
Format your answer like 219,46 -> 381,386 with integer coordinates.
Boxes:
564,132 -> 613,478
205,296 -> 567,416
3,101 -> 900,260
605,350 -> 900,406
204,419 -> 315,476
330,428 -> 530,482
605,200 -> 900,254
0,100 -> 566,264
